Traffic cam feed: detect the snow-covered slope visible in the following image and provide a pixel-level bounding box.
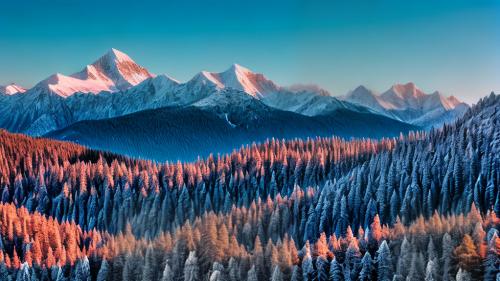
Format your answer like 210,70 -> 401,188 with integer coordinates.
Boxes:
343,82 -> 469,128
0,83 -> 26,95
187,64 -> 280,99
262,88 -> 369,116
33,48 -> 154,97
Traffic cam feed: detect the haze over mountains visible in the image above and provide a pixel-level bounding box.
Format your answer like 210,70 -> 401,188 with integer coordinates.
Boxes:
0,49 -> 471,159
343,83 -> 469,129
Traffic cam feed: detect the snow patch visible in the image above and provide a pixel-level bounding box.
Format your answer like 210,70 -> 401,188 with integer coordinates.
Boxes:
225,114 -> 237,128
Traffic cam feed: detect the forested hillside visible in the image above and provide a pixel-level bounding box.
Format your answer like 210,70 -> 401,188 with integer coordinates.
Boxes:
45,100 -> 417,161
0,93 -> 497,280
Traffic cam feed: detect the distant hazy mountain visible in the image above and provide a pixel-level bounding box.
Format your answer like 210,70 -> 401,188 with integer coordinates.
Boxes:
46,89 -> 418,161
343,82 -> 469,128
0,83 -> 26,95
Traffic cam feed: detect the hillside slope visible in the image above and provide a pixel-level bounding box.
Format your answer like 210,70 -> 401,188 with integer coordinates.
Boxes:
46,102 -> 417,161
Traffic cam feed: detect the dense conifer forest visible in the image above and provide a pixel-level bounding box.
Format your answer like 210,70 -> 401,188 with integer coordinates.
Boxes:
0,93 -> 498,280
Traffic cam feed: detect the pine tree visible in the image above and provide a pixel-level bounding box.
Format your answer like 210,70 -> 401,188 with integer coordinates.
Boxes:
96,259 -> 109,281
184,251 -> 200,281
247,266 -> 258,281
424,259 -> 437,281
329,258 -> 343,281
395,237 -> 411,279
301,252 -> 314,281
227,258 -> 239,281
56,266 -> 66,281
316,256 -> 329,281
15,262 -> 29,281
161,262 -> 174,281
143,244 -> 160,281
483,233 -> 499,281
271,265 -> 284,281
359,252 -> 372,281
377,240 -> 393,281
290,265 -> 302,281
0,262 -> 10,281
406,252 -> 425,281
75,257 -> 91,281
456,268 -> 472,281
123,254 -> 143,281
441,233 -> 454,281
454,235 -> 481,276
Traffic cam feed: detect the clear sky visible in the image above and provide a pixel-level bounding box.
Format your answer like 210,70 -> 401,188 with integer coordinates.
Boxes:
1,0 -> 498,104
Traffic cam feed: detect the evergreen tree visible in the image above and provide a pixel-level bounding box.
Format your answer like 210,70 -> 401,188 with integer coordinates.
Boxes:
184,251 -> 200,281
271,265 -> 284,281
96,259 -> 109,281
359,252 -> 372,281
75,257 -> 91,281
16,262 -> 30,281
247,266 -> 258,281
483,234 -> 499,281
143,244 -> 160,281
330,258 -> 343,281
395,237 -> 411,279
442,233 -> 454,281
161,262 -> 174,281
377,240 -> 393,281
456,268 -> 472,281
316,256 -> 329,281
424,260 -> 437,281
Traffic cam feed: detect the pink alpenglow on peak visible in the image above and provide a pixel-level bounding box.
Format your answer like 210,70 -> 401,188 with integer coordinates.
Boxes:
189,64 -> 280,98
34,48 -> 154,97
0,83 -> 26,95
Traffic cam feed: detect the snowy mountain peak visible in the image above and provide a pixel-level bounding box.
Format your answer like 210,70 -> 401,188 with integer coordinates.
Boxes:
228,63 -> 251,73
185,64 -> 280,99
348,85 -> 376,97
385,82 -> 426,100
0,83 -> 26,95
344,85 -> 395,111
197,71 -> 225,88
103,48 -> 135,63
427,91 -> 464,110
446,95 -> 462,107
75,48 -> 154,90
31,49 -> 154,98
218,63 -> 280,98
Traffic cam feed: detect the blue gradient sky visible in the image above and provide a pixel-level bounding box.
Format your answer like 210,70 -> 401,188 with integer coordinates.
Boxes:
1,0 -> 498,103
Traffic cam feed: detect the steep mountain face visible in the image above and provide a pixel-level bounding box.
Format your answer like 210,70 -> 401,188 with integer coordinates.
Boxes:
46,96 -> 417,161
185,64 -> 280,98
0,83 -> 26,95
344,82 -> 469,128
33,48 -> 154,97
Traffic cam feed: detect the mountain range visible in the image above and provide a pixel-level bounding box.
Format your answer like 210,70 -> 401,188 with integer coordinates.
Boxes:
343,84 -> 469,129
0,49 -> 470,159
